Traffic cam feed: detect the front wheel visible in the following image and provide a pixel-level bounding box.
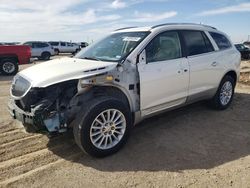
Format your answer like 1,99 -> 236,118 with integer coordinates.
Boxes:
73,96 -> 132,157
209,75 -> 235,110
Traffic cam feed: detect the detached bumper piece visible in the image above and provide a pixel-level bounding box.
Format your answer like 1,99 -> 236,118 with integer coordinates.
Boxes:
8,100 -> 66,133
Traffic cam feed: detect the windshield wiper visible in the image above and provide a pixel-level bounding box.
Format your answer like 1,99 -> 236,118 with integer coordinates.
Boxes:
82,56 -> 101,61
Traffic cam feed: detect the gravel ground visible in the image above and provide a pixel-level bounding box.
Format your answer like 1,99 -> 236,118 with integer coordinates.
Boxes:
0,58 -> 250,188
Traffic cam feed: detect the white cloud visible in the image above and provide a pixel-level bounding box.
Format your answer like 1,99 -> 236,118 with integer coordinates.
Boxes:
0,0 -> 177,42
0,0 -> 86,12
110,0 -> 127,9
198,2 -> 250,16
108,0 -> 168,10
130,11 -> 177,22
0,0 -> 121,42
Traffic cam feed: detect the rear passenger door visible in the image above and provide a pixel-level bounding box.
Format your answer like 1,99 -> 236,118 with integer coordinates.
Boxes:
66,43 -> 74,53
32,43 -> 43,57
181,30 -> 223,99
60,42 -> 67,52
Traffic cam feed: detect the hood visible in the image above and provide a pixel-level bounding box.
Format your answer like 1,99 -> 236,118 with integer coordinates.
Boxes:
19,57 -> 117,87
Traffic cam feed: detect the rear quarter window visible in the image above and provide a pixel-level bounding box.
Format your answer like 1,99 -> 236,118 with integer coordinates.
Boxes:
209,32 -> 232,50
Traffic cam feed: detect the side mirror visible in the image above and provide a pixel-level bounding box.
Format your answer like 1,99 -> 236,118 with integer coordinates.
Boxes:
138,49 -> 146,64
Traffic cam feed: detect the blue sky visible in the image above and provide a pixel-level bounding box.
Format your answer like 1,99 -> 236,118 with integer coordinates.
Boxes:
0,0 -> 250,43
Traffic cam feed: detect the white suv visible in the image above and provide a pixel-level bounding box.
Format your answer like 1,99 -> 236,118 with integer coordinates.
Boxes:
23,41 -> 55,60
49,41 -> 80,54
9,23 -> 240,157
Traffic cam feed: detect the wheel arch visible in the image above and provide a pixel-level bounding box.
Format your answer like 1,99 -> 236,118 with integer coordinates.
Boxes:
42,51 -> 51,55
223,70 -> 238,85
212,69 -> 238,99
92,85 -> 133,112
0,55 -> 18,63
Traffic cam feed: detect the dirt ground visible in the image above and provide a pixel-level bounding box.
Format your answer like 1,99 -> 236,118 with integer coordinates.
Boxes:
0,58 -> 250,188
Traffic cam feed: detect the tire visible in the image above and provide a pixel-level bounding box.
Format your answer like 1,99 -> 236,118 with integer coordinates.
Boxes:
41,52 -> 51,60
73,96 -> 132,158
72,49 -> 79,55
54,49 -> 59,55
209,75 -> 236,110
75,49 -> 80,53
0,58 -> 19,75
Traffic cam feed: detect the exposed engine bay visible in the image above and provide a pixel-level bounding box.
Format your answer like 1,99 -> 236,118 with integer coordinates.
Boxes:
10,80 -> 79,133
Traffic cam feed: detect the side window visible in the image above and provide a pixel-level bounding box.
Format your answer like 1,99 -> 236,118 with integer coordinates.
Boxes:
209,32 -> 232,50
67,43 -> 73,47
61,42 -> 66,46
33,43 -> 39,48
34,43 -> 46,48
235,44 -> 243,50
50,42 -> 59,46
44,43 -> 49,47
182,30 -> 213,56
146,31 -> 182,63
40,43 -> 48,48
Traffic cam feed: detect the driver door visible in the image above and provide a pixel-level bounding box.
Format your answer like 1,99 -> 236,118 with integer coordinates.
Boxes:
137,31 -> 189,116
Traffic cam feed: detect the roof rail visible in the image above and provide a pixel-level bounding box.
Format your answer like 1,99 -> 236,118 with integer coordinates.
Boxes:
114,26 -> 138,31
151,23 -> 217,30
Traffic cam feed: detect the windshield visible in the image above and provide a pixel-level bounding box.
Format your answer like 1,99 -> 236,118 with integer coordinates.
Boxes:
75,32 -> 149,62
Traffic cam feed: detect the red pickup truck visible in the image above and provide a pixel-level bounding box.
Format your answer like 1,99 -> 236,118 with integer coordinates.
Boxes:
0,45 -> 31,75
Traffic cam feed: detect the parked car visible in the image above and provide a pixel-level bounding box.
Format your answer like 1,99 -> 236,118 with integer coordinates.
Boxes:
23,41 -> 55,60
48,41 -> 80,54
243,41 -> 250,48
0,42 -> 18,45
79,42 -> 89,48
235,44 -> 250,59
8,23 -> 240,157
0,45 -> 31,75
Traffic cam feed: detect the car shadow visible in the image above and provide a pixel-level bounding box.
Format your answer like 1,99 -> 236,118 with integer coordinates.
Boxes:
47,92 -> 250,172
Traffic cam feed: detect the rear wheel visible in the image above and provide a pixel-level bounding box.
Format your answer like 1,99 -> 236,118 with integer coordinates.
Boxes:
73,96 -> 132,157
0,58 -> 19,75
209,75 -> 235,110
41,52 -> 51,60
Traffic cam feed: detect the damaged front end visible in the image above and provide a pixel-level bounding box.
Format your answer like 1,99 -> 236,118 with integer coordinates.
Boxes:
8,76 -> 78,133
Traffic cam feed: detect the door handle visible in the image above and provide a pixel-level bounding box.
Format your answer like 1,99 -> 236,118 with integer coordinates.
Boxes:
211,62 -> 218,67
